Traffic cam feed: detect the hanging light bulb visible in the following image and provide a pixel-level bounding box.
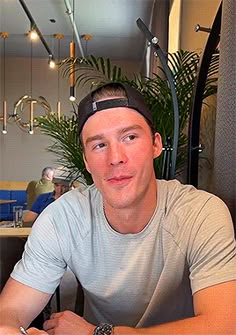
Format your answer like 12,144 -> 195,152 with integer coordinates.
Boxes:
28,23 -> 38,40
48,54 -> 56,69
29,29 -> 38,40
0,31 -> 9,134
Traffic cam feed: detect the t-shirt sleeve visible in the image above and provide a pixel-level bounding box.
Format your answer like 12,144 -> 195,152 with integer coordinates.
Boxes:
11,210 -> 67,294
30,194 -> 44,214
187,195 -> 236,294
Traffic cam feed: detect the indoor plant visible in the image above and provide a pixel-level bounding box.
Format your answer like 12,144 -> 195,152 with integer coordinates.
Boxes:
37,49 -> 219,185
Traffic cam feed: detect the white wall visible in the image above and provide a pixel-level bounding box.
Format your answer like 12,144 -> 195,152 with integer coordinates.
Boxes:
0,57 -> 140,181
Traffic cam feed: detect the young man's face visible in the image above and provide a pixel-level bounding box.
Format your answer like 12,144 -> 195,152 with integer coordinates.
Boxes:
81,107 -> 162,210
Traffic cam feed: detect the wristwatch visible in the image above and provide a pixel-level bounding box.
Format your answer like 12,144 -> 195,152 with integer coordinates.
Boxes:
93,323 -> 113,335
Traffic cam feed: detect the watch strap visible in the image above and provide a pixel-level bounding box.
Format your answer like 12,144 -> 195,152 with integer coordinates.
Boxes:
93,323 -> 113,335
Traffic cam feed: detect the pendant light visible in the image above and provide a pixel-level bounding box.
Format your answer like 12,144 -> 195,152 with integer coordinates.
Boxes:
81,34 -> 93,56
0,32 -> 9,134
54,33 -> 64,120
69,0 -> 76,102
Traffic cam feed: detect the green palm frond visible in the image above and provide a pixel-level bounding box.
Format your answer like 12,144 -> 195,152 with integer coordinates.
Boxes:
36,113 -> 93,185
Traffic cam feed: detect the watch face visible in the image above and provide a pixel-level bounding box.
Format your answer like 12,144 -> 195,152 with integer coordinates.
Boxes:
94,323 -> 113,335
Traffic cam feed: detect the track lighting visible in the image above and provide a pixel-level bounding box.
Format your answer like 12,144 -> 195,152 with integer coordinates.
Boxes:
19,0 -> 55,67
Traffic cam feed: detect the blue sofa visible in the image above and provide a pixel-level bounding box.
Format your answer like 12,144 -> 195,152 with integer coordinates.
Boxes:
0,190 -> 27,221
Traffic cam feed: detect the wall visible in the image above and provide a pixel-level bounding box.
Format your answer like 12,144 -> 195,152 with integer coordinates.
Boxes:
0,57 -> 140,182
169,0 -> 221,53
180,0 -> 221,52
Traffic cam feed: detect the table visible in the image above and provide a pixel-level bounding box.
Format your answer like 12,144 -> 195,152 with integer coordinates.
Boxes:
0,227 -> 31,237
0,199 -> 17,205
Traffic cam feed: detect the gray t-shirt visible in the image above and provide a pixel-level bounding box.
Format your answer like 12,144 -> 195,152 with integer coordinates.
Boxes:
11,179 -> 236,327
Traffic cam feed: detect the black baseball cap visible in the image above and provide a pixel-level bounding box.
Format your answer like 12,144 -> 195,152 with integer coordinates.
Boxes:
77,82 -> 154,136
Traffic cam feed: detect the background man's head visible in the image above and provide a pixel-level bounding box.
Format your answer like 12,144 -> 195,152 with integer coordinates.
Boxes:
42,167 -> 54,180
52,167 -> 72,197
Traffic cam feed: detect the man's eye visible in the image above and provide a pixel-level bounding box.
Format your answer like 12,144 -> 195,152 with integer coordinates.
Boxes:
93,143 -> 105,150
125,134 -> 137,141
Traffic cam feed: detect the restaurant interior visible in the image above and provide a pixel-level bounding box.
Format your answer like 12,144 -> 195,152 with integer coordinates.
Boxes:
0,0 -> 235,320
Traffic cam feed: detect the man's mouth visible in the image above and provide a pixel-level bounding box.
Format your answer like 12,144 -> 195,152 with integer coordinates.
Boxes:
107,175 -> 132,185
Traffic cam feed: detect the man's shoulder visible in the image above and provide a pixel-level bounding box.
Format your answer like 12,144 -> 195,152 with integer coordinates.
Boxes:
63,183 -> 99,204
36,191 -> 54,202
158,179 -> 215,203
53,184 -> 101,218
158,179 -> 232,234
26,180 -> 37,191
35,178 -> 54,193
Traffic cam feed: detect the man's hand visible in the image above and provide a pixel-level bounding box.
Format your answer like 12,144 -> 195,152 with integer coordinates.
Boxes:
0,326 -> 47,335
27,328 -> 48,335
43,310 -> 95,335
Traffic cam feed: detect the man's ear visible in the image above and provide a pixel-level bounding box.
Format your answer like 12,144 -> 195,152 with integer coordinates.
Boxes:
153,132 -> 163,159
83,152 -> 91,173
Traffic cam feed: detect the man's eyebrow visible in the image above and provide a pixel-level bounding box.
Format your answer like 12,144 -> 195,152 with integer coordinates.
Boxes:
85,134 -> 105,146
85,125 -> 144,147
119,125 -> 143,134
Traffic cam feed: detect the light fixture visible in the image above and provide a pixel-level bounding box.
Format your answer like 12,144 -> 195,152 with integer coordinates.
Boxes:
0,31 -> 9,134
69,87 -> 76,102
54,33 -> 65,119
48,54 -> 56,69
81,34 -> 93,56
29,24 -> 38,40
69,0 -> 76,102
13,40 -> 38,134
69,41 -> 76,101
19,0 -> 55,66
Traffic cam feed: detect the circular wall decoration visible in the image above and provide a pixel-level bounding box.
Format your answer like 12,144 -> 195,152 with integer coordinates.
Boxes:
13,95 -> 52,133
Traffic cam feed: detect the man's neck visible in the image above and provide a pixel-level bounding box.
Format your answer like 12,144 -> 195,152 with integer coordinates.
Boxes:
103,181 -> 158,234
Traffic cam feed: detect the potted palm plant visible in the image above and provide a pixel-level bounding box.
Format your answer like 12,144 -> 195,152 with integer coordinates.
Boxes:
37,49 -> 219,185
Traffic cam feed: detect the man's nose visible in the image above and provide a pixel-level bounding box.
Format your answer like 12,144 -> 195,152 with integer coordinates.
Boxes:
108,143 -> 127,166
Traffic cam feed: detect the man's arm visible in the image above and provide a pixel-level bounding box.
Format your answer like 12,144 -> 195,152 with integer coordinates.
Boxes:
114,280 -> 236,334
23,210 -> 38,224
0,277 -> 51,331
43,281 -> 236,335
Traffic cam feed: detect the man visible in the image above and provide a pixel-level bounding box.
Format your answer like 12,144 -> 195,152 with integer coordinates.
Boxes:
23,167 -> 71,224
26,167 -> 55,209
0,82 -> 235,335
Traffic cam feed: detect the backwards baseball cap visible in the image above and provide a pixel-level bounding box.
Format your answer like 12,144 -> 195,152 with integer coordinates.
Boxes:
77,82 -> 154,136
53,166 -> 72,186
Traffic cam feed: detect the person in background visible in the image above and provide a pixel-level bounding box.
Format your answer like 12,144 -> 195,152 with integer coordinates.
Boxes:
23,167 -> 71,224
0,82 -> 235,335
26,167 -> 55,209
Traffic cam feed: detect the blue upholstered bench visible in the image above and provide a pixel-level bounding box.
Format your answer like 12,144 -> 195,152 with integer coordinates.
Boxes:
0,190 -> 27,221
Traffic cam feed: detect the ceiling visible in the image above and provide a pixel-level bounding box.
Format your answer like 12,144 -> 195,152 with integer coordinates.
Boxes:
0,0 -> 156,63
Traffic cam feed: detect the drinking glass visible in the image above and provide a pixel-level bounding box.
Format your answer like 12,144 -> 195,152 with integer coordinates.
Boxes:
13,206 -> 23,228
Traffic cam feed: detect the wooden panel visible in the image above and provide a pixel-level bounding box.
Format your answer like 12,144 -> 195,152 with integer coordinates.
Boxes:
0,181 -> 28,190
0,228 -> 31,237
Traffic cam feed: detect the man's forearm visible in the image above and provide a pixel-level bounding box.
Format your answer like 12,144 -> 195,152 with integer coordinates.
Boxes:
0,308 -> 22,328
114,314 -> 235,335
